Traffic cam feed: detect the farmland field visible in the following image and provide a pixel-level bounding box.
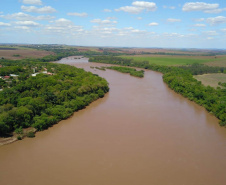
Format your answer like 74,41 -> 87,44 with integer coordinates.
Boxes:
121,55 -> 225,66
194,73 -> 226,88
0,46 -> 53,60
206,56 -> 226,67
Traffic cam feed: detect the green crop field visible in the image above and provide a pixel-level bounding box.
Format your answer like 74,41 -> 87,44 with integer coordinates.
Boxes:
121,55 -> 219,66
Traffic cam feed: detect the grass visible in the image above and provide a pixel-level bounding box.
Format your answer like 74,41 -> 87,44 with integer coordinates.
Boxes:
206,56 -> 226,67
121,55 -> 220,66
194,73 -> 226,88
0,47 -> 53,60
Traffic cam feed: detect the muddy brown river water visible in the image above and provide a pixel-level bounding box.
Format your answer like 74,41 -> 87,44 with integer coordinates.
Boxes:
0,57 -> 226,185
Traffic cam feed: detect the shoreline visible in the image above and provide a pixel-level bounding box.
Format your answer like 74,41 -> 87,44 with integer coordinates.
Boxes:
0,127 -> 37,146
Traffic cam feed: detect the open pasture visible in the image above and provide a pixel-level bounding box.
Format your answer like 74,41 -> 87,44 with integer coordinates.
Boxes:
121,55 -> 218,66
206,56 -> 226,67
194,73 -> 226,88
0,46 -> 53,60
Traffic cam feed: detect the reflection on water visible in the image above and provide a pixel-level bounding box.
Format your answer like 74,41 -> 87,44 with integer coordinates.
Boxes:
0,57 -> 226,185
57,56 -> 89,64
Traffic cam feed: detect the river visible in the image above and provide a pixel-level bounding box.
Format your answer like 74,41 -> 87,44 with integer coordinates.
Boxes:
0,56 -> 226,185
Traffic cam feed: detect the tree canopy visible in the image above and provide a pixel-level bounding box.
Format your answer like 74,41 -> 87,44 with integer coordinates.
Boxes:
0,59 -> 109,136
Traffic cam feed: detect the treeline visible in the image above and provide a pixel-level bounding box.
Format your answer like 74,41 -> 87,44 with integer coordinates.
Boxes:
180,63 -> 226,75
0,66 -> 25,76
106,66 -> 144,78
89,56 -> 226,126
22,45 -> 126,59
0,60 -> 109,136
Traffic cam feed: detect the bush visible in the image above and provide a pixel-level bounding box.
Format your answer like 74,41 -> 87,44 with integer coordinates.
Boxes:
27,131 -> 35,138
15,127 -> 23,134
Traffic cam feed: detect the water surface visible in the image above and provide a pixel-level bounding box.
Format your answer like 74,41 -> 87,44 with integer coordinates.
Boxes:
0,57 -> 226,185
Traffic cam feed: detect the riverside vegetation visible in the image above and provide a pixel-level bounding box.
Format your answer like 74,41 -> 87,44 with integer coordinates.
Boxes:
106,66 -> 144,78
0,58 -> 109,137
91,66 -> 144,77
89,56 -> 226,126
0,45 -> 225,138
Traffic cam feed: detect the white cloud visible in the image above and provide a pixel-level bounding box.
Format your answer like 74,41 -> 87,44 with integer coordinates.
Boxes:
137,17 -> 143,20
106,17 -> 117,20
92,26 -> 118,35
131,29 -> 147,34
124,27 -> 134,30
203,31 -> 218,36
35,15 -> 55,20
207,37 -> 214,40
194,18 -> 205,22
22,0 -> 42,5
44,18 -> 84,34
0,12 -> 30,20
132,1 -> 157,11
123,27 -> 147,34
193,24 -> 206,27
182,2 -> 219,12
149,22 -> 158,26
115,1 -> 157,14
0,22 -> 11,26
115,6 -> 143,14
167,18 -> 181,23
0,12 -> 55,21
103,9 -> 112,12
206,16 -> 226,25
169,6 -> 176,10
182,2 -> 226,14
91,19 -> 117,25
163,32 -> 186,38
54,18 -> 73,26
21,5 -> 56,13
204,8 -> 226,14
14,26 -> 31,31
15,20 -> 40,27
67,12 -> 88,17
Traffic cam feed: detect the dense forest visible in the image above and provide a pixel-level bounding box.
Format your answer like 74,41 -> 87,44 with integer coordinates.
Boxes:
89,56 -> 226,126
0,59 -> 109,136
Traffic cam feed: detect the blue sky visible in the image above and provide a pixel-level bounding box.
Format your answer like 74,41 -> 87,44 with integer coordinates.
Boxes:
0,0 -> 226,48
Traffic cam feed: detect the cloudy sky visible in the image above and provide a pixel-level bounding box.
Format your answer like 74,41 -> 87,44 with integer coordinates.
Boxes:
0,0 -> 226,48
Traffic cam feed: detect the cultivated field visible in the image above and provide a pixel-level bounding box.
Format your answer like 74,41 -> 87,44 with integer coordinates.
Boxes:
0,46 -> 53,60
121,55 -> 218,66
120,48 -> 226,55
194,73 -> 226,88
206,56 -> 226,67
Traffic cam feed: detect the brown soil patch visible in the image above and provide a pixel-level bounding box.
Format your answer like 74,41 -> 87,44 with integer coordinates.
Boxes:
194,73 -> 226,88
206,56 -> 226,67
0,49 -> 54,60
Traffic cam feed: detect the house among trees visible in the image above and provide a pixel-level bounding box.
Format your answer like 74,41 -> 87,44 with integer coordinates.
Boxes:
10,74 -> 19,80
4,76 -> 10,80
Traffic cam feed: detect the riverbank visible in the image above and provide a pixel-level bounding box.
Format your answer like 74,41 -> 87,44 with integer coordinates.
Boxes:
89,56 -> 226,126
0,57 -> 109,144
0,127 -> 37,146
